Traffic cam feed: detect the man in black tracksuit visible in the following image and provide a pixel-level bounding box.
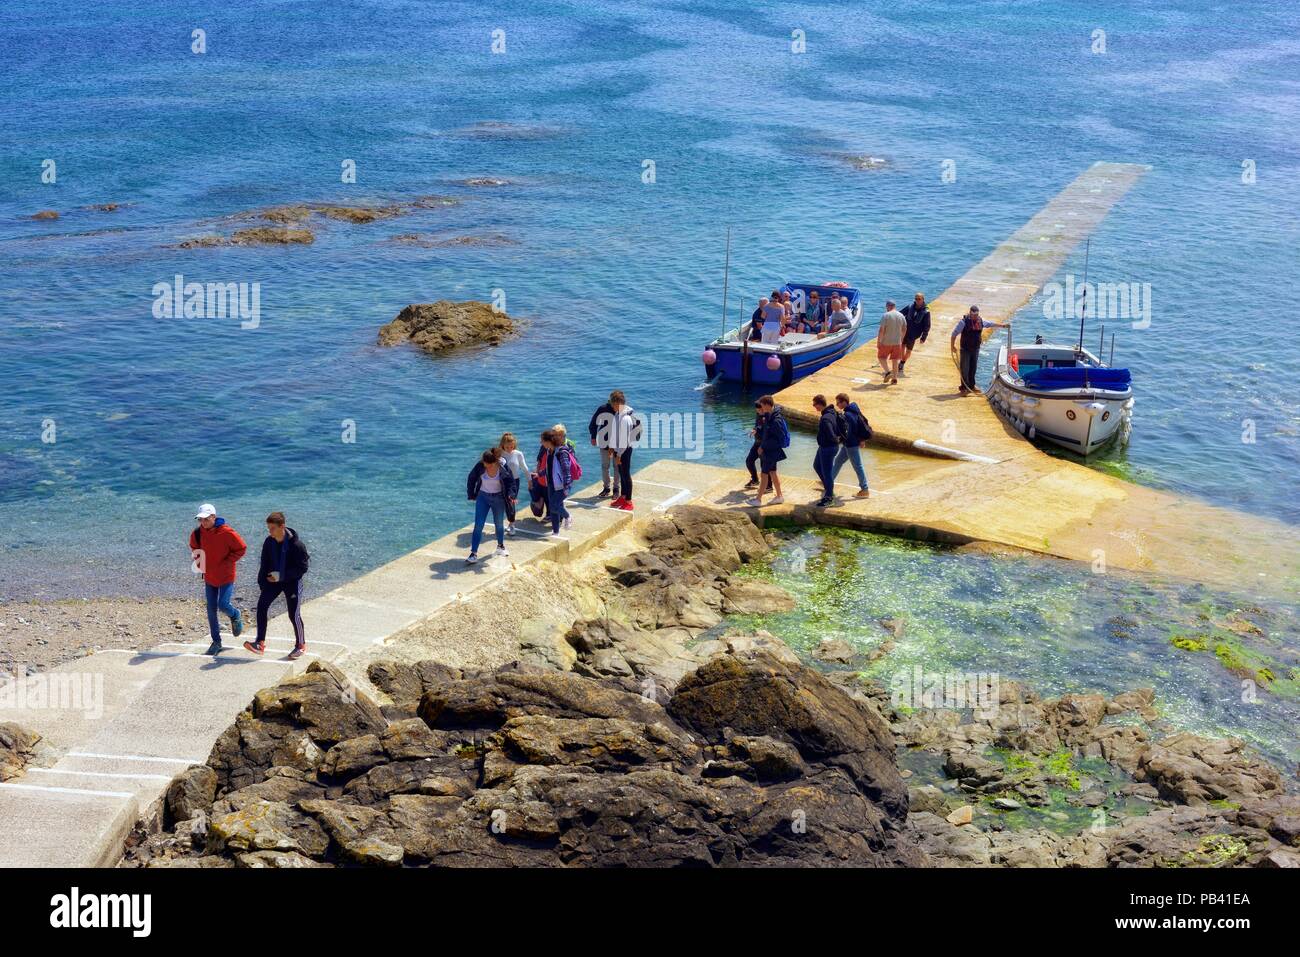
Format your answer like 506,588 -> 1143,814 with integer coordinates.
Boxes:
243,511 -> 310,660
812,394 -> 843,507
899,292 -> 930,375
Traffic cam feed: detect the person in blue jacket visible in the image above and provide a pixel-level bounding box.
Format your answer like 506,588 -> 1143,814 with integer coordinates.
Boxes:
242,511 -> 310,660
830,391 -> 871,498
465,449 -> 518,564
812,394 -> 843,507
540,428 -> 575,535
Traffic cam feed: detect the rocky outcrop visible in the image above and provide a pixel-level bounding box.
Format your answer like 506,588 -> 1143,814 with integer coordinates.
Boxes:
177,227 -> 315,248
30,210 -> 59,220
128,653 -> 921,868
887,676 -> 1300,868
377,301 -> 516,356
0,722 -> 43,781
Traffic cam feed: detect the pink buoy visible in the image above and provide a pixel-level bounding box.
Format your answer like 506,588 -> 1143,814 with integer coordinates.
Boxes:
701,348 -> 717,365
766,355 -> 781,371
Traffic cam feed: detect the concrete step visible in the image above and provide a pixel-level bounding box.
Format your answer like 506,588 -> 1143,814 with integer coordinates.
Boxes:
0,785 -> 139,868
74,651 -> 301,766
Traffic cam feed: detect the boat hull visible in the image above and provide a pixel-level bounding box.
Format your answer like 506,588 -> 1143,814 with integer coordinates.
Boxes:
989,344 -> 1133,455
705,330 -> 861,387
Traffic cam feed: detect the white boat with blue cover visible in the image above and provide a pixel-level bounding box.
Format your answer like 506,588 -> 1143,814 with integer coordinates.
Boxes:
989,339 -> 1134,455
702,282 -> 863,388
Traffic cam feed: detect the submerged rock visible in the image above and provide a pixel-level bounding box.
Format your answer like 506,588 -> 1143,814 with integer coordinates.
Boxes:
30,210 -> 59,220
177,227 -> 315,248
377,300 -> 516,356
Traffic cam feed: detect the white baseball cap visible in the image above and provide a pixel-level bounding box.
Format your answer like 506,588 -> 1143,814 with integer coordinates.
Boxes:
195,503 -> 216,519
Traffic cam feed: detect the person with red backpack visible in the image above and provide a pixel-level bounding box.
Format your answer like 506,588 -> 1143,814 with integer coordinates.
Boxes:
539,428 -> 576,534
188,503 -> 247,656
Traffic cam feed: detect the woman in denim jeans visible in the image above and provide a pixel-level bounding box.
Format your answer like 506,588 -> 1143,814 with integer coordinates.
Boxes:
465,449 -> 518,564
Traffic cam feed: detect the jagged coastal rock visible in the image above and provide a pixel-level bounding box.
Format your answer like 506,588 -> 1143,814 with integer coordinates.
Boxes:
128,653 -> 921,868
0,722 -> 45,781
377,301 -> 516,356
30,210 -> 59,220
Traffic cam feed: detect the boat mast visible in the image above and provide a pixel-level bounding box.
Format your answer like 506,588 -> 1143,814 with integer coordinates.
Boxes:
721,226 -> 731,339
1077,238 -> 1090,353
1078,239 -> 1091,389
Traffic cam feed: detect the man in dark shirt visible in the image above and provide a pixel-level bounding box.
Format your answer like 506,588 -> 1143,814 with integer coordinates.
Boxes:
899,292 -> 931,375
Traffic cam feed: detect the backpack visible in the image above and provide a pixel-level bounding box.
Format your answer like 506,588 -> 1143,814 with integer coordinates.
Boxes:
777,415 -> 791,449
855,407 -> 873,441
565,444 -> 583,482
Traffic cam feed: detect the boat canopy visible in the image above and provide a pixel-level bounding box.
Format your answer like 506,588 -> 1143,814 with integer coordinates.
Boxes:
782,282 -> 860,312
1020,366 -> 1132,390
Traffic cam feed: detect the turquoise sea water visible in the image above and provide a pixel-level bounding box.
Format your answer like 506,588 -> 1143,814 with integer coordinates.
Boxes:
1,1 -> 1298,599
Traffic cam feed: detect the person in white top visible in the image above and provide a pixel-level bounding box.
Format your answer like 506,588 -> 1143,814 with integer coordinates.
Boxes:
496,432 -> 528,535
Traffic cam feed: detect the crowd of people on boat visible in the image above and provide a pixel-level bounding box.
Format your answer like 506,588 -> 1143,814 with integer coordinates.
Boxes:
749,289 -> 854,344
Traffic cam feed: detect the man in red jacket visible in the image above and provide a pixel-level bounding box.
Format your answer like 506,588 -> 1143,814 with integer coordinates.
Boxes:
189,503 -> 247,655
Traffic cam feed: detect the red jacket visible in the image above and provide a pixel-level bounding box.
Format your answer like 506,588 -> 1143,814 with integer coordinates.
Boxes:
189,519 -> 247,587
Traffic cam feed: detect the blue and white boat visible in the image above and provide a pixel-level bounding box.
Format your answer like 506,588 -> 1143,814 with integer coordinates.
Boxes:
989,339 -> 1134,455
702,282 -> 863,388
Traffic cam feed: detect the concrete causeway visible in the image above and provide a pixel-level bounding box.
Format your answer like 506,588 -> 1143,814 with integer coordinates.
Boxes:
4,162 -> 1295,868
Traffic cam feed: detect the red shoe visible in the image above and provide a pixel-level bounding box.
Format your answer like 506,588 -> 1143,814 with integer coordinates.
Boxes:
616,499 -> 634,511
609,496 -> 627,508
242,640 -> 265,656
286,645 -> 306,661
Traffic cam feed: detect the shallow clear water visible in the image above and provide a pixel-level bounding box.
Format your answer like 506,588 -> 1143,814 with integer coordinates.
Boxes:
726,526 -> 1300,767
1,0 -> 1298,599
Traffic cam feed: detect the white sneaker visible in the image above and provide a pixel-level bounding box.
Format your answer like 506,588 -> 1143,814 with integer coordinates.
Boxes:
746,497 -> 763,507
466,553 -> 479,564
506,524 -> 515,536
550,530 -> 562,538
494,547 -> 509,558
562,516 -> 572,530
770,495 -> 785,505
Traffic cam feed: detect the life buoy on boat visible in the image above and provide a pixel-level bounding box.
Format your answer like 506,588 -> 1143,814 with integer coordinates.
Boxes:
824,281 -> 850,288
1009,353 -> 1019,373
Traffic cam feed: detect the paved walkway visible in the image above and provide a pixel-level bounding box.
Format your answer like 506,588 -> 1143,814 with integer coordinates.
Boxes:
0,471 -> 717,867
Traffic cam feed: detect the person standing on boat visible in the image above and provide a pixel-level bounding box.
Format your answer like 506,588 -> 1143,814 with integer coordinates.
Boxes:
606,397 -> 641,512
899,292 -> 930,375
831,392 -> 871,498
748,395 -> 787,507
812,394 -> 842,507
588,391 -> 624,500
243,511 -> 310,660
951,305 -> 1007,395
465,449 -> 516,563
496,432 -> 529,535
877,300 -> 908,384
744,400 -> 766,489
540,429 -> 575,535
749,298 -> 769,341
760,295 -> 784,345
188,503 -> 248,656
